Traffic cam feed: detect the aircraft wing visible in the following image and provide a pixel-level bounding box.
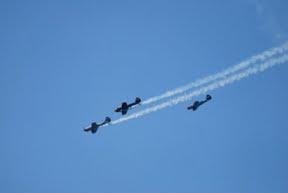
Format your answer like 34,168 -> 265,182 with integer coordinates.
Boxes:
121,109 -> 128,115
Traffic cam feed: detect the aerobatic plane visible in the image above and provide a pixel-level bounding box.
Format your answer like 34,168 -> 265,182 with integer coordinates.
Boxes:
187,95 -> 212,111
115,97 -> 141,115
83,117 -> 111,134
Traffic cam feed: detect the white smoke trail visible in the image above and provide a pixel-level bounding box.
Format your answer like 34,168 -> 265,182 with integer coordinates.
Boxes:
142,42 -> 288,105
112,54 -> 288,125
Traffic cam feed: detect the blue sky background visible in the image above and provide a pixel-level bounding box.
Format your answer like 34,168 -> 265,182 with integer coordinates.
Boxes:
1,0 -> 288,192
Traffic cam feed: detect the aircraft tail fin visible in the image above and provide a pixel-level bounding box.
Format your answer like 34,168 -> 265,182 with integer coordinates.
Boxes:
135,97 -> 141,104
206,95 -> 212,100
105,117 -> 111,123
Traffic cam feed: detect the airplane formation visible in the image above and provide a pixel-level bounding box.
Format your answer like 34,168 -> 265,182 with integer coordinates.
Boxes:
84,95 -> 212,134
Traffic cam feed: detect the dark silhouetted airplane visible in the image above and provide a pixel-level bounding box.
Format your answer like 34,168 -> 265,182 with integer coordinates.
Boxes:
114,97 -> 141,115
83,117 -> 111,134
187,95 -> 212,111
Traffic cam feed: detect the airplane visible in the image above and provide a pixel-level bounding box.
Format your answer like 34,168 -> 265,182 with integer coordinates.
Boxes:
83,117 -> 111,134
187,95 -> 212,111
114,97 -> 141,115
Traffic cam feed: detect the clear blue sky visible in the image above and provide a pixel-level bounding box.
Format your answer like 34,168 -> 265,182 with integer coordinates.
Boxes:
1,0 -> 288,192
